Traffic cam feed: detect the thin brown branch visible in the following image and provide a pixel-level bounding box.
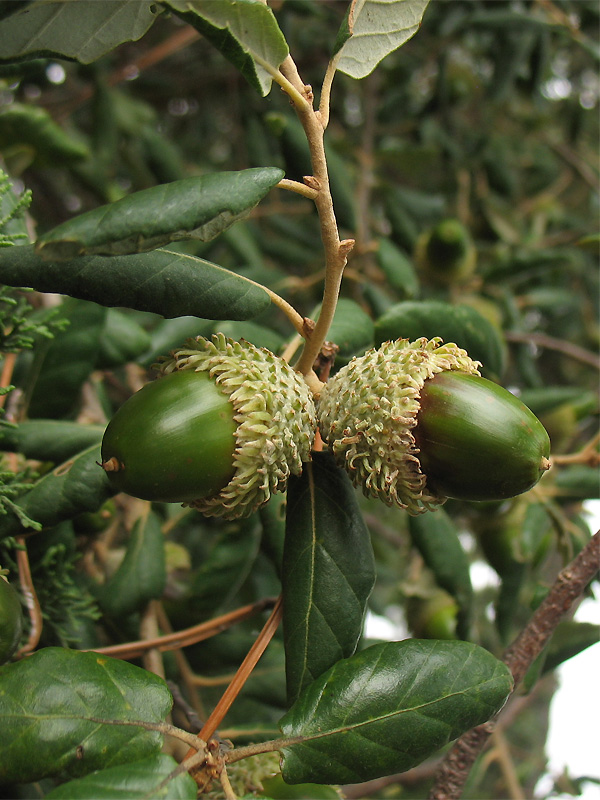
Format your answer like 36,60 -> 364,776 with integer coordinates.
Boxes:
551,431 -> 600,467
89,597 -> 277,660
429,530 -> 600,800
504,331 -> 600,369
182,595 -> 283,764
15,536 -> 43,657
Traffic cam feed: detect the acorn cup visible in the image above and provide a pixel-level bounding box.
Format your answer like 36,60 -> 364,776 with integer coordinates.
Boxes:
101,334 -> 317,519
317,338 -> 551,514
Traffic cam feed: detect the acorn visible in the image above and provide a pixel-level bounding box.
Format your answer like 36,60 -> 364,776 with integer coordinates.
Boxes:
414,219 -> 476,285
101,334 -> 317,519
317,338 -> 551,513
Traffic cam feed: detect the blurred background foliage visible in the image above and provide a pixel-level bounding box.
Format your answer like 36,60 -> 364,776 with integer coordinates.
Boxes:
0,1 -> 598,798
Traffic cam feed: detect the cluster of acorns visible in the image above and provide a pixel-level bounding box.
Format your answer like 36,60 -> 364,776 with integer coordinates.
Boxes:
101,333 -> 551,519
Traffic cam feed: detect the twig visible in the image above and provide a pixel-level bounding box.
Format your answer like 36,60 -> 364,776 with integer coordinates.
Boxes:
277,178 -> 319,201
551,431 -> 600,467
14,536 -> 43,657
276,55 -> 355,378
219,765 -> 238,800
317,52 -> 342,129
428,530 -> 600,800
140,600 -> 166,680
89,597 -> 277,659
182,596 -> 283,764
504,331 -> 600,369
196,595 -> 283,744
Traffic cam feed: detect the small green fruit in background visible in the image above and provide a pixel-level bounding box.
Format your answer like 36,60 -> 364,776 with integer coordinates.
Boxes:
0,573 -> 23,664
317,338 -> 550,513
406,591 -> 459,640
101,334 -> 317,519
415,218 -> 476,284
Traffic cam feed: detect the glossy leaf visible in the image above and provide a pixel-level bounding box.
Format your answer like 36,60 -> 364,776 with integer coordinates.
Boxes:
0,647 -> 173,783
36,168 -> 284,259
0,1 -> 161,64
374,300 -> 506,379
0,445 -> 115,541
409,509 -> 473,639
27,298 -> 106,419
0,245 -> 271,321
283,451 -> 375,705
333,0 -> 430,79
95,509 -> 166,618
46,753 -> 197,800
165,0 -> 289,96
0,419 -> 103,463
280,639 -> 513,785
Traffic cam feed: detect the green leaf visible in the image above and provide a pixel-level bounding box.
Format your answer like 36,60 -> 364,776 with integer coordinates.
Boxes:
0,1 -> 161,64
165,0 -> 289,96
0,419 -> 104,463
0,445 -> 115,541
409,509 -> 474,640
540,621 -> 600,675
0,245 -> 271,321
36,168 -> 284,259
333,0 -> 430,80
212,319 -> 285,354
374,300 -> 506,379
95,509 -> 166,618
260,774 -> 341,799
138,316 -> 214,366
322,297 -> 375,362
0,103 -> 89,166
188,516 -> 261,619
46,753 -> 197,800
283,451 -> 375,705
96,309 -> 152,369
279,639 -> 513,785
27,298 -> 106,419
0,647 -> 173,783
376,237 -> 419,299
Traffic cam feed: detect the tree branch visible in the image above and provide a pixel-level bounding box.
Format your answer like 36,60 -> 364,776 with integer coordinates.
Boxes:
428,530 -> 600,800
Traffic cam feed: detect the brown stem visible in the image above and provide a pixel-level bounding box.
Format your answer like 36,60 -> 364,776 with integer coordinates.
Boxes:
551,431 -> 600,467
428,530 -> 600,800
89,597 -> 277,660
276,59 -> 354,377
183,595 -> 283,761
15,536 -> 43,657
0,352 -> 16,409
504,331 -> 600,370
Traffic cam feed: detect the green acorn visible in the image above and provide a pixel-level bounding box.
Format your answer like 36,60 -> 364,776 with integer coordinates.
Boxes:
317,338 -> 550,513
0,573 -> 23,665
414,219 -> 476,285
101,334 -> 316,519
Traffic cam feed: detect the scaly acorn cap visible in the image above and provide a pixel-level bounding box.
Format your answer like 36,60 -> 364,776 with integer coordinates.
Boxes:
317,337 -> 480,514
158,334 -> 317,519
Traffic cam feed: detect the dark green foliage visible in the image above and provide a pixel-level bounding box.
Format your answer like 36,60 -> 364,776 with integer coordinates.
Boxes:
280,640 -> 513,784
283,452 -> 375,704
0,1 -> 596,797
